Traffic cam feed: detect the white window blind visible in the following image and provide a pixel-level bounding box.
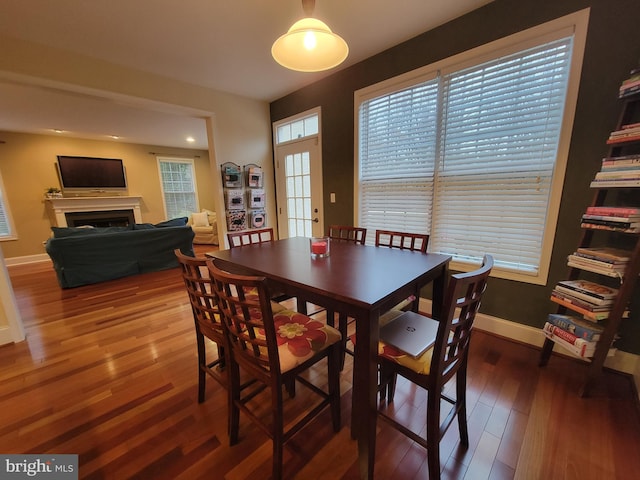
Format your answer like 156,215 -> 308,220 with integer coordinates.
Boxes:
0,187 -> 11,237
432,39 -> 572,274
359,80 -> 438,237
158,158 -> 198,219
358,36 -> 573,277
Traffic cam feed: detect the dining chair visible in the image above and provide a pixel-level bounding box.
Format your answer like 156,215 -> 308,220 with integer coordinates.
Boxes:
327,225 -> 367,245
175,249 -> 226,403
324,225 -> 367,367
375,229 -> 429,253
207,257 -> 342,480
375,229 -> 430,312
227,227 -> 275,248
374,254 -> 494,479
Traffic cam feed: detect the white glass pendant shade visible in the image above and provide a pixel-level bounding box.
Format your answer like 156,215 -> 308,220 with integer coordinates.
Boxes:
271,17 -> 348,72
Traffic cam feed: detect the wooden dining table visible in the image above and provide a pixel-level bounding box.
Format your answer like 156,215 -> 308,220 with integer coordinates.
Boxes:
207,236 -> 451,479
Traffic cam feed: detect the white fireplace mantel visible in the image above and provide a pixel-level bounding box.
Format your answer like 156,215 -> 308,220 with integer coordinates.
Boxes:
44,196 -> 143,227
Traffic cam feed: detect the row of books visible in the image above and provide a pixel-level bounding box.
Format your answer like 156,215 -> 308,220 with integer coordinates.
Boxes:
606,122 -> 640,144
567,246 -> 631,278
580,205 -> 640,232
619,68 -> 640,98
550,278 -> 622,322
542,314 -> 610,358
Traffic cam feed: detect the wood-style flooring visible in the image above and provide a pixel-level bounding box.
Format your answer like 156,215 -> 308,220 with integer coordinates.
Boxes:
1,245 -> 639,479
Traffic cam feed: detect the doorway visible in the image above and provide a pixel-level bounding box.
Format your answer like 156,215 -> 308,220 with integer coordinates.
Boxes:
273,109 -> 324,238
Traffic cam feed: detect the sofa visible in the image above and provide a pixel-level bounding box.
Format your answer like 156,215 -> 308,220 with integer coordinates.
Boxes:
187,209 -> 219,245
45,217 -> 195,288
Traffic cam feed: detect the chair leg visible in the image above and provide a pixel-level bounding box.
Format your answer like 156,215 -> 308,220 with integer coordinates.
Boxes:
228,362 -> 241,445
328,345 -> 342,432
285,377 -> 296,398
456,369 -> 469,446
338,313 -> 348,371
196,333 -> 206,403
426,390 -> 442,480
272,387 -> 285,480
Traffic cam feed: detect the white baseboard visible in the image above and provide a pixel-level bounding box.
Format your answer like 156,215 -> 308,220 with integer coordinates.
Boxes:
0,325 -> 15,346
418,298 -> 640,398
4,254 -> 50,266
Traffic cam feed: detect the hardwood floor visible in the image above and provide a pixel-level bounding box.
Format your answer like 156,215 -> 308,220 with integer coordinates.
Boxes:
1,247 -> 639,479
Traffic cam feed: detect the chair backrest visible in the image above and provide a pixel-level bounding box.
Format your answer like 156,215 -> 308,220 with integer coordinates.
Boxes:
432,255 -> 493,385
328,225 -> 367,245
206,257 -> 280,382
375,230 -> 429,253
227,227 -> 275,249
174,249 -> 224,344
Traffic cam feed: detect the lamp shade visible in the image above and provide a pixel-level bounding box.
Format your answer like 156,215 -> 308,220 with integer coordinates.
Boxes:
271,17 -> 348,72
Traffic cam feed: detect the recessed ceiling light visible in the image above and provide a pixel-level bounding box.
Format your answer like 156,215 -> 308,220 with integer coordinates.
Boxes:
52,129 -> 64,133
110,135 -> 120,140
186,136 -> 195,143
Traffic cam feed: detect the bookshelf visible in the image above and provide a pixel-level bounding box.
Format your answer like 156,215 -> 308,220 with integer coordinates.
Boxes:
539,68 -> 640,397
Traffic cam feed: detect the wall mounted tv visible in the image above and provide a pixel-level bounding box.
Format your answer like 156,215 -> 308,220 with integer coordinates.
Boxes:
56,155 -> 128,194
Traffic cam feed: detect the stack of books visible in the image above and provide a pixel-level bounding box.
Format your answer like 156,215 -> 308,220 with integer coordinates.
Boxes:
590,154 -> 640,188
542,313 -> 605,358
567,246 -> 631,278
607,122 -> 640,144
580,206 -> 640,233
551,279 -> 621,322
619,68 -> 640,98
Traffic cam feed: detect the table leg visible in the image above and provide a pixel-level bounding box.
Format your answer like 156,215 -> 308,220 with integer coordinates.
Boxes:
353,309 -> 378,479
431,263 -> 449,319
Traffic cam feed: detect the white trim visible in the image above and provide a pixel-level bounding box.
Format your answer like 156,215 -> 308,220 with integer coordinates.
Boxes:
417,297 -> 640,398
0,325 -> 15,346
4,254 -> 51,266
354,9 -> 590,286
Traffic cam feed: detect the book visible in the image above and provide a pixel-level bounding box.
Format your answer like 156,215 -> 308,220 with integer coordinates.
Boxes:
590,178 -> 640,188
606,135 -> 640,145
581,214 -> 640,223
542,323 -> 596,357
601,153 -> 640,165
584,206 -> 640,217
546,313 -> 604,341
578,217 -> 640,229
555,279 -> 618,303
551,290 -> 611,312
575,246 -> 632,262
594,170 -> 640,180
581,222 -> 640,233
550,293 -> 613,321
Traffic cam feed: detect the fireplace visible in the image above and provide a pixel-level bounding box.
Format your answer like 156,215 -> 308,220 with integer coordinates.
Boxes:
65,209 -> 135,227
44,196 -> 143,227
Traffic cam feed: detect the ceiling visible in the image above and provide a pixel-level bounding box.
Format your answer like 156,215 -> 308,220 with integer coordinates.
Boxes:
0,0 -> 492,150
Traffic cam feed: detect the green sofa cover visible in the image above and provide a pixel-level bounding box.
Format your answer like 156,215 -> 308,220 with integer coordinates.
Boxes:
45,222 -> 195,288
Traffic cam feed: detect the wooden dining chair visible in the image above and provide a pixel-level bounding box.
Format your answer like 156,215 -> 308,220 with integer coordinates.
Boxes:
227,227 -> 275,248
375,229 -> 430,312
375,229 -> 429,253
175,249 -> 226,403
375,255 -> 494,480
207,257 -> 343,480
327,225 -> 367,244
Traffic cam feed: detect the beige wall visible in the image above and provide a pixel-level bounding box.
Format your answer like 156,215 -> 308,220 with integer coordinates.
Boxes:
0,132 -> 212,259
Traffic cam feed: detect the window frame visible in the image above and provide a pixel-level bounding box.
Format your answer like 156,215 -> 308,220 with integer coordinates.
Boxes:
0,171 -> 17,241
156,156 -> 199,220
354,9 -> 589,285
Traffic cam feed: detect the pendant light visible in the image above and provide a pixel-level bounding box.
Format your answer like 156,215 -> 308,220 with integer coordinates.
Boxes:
271,0 -> 348,72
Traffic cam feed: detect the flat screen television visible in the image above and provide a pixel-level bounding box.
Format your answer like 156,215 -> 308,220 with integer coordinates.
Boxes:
56,155 -> 128,194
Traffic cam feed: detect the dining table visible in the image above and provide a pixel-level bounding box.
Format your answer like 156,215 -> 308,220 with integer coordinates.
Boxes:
207,236 -> 451,479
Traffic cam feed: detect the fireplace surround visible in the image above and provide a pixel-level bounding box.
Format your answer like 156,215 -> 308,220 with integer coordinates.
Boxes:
44,196 -> 143,227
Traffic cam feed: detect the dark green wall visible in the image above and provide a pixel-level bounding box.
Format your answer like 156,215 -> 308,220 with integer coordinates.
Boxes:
270,0 -> 640,353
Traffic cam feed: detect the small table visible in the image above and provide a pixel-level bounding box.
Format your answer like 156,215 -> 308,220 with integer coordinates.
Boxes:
208,237 -> 451,479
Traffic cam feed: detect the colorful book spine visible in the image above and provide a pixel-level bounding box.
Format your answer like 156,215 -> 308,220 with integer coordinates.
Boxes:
550,294 -> 611,321
547,314 -> 603,341
542,323 -> 596,357
584,206 -> 640,217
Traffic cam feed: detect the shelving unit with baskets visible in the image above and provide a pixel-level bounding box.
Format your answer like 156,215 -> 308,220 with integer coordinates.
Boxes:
539,67 -> 640,396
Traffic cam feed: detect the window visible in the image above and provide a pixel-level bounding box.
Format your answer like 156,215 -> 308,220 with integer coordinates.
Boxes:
157,157 -> 198,219
0,173 -> 16,240
276,112 -> 319,145
355,11 -> 588,284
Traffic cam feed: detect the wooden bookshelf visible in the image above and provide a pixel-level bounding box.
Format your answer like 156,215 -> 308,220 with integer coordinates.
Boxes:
539,68 -> 640,397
